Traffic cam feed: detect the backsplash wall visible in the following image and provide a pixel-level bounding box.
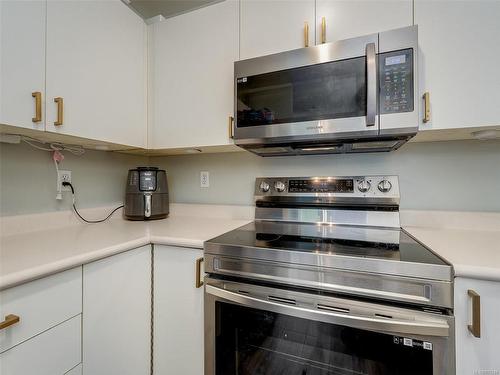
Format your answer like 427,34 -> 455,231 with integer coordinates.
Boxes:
0,142 -> 148,216
153,140 -> 500,212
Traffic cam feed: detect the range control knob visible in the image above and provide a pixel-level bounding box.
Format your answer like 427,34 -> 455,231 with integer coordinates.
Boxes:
259,181 -> 270,193
274,181 -> 286,193
378,179 -> 392,193
357,180 -> 371,193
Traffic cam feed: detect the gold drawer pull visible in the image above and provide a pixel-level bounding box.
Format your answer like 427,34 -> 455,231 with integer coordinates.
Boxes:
304,21 -> 309,47
468,289 -> 481,338
228,116 -> 234,139
195,257 -> 204,288
54,97 -> 64,126
423,92 -> 430,123
32,92 -> 42,123
321,17 -> 326,44
0,314 -> 20,330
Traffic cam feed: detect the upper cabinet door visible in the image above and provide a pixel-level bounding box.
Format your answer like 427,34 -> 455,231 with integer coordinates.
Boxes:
0,1 -> 46,130
240,0 -> 315,60
149,0 -> 238,149
416,0 -> 500,130
45,0 -> 147,148
315,0 -> 412,44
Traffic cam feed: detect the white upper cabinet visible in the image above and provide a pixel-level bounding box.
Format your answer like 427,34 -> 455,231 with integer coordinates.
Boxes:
45,0 -> 147,147
240,0 -> 315,60
149,0 -> 239,149
455,277 -> 500,374
415,0 -> 500,130
315,0 -> 412,45
0,1 -> 46,130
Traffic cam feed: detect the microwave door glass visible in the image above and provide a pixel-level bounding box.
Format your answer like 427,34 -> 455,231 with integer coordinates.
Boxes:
236,57 -> 367,128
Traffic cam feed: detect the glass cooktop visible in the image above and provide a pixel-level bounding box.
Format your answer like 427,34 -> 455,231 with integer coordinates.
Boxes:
207,221 -> 448,266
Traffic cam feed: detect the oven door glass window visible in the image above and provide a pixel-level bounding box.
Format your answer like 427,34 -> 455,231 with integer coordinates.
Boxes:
215,302 -> 433,375
236,57 -> 366,128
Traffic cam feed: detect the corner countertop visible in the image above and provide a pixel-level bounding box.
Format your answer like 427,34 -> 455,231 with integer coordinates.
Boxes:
0,205 -> 251,290
1,205 -> 500,291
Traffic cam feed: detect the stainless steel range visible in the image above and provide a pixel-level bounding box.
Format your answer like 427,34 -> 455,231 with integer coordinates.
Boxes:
204,176 -> 454,375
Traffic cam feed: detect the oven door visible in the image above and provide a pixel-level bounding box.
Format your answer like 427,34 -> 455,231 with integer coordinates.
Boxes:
205,278 -> 454,375
234,33 -> 379,144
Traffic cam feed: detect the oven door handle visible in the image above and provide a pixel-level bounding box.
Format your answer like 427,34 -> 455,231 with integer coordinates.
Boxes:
366,42 -> 377,127
206,284 -> 450,337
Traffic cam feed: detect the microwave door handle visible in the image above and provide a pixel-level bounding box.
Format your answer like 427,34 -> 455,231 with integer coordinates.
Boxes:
206,284 -> 450,338
366,42 -> 377,127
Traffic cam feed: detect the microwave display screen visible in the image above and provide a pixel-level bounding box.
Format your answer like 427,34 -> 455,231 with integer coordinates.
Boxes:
385,54 -> 406,65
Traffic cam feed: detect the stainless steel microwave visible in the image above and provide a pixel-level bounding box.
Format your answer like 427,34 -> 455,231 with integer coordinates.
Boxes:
233,26 -> 418,156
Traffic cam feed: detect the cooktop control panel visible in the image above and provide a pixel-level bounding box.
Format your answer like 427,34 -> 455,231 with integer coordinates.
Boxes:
255,176 -> 400,200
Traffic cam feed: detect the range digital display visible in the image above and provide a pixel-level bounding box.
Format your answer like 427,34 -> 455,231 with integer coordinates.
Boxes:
288,179 -> 354,193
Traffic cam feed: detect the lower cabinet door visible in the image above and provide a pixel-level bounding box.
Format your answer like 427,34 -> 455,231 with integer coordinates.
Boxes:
455,277 -> 500,374
154,245 -> 204,375
0,314 -> 81,375
82,246 -> 151,375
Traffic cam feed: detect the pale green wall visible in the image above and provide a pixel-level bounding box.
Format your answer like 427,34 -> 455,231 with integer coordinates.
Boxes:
153,140 -> 500,212
1,139 -> 499,217
0,142 -> 148,216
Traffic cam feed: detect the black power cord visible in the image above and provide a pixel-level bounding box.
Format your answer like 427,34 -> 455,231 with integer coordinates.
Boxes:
62,182 -> 124,224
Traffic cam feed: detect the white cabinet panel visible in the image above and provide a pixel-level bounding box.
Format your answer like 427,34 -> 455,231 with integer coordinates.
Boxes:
149,0 -> 238,149
154,245 -> 204,375
416,0 -> 500,130
45,0 -> 147,147
0,315 -> 81,375
0,267 -> 82,353
315,0 -> 412,44
240,0 -> 315,59
82,246 -> 151,375
0,0 -> 46,130
455,277 -> 500,374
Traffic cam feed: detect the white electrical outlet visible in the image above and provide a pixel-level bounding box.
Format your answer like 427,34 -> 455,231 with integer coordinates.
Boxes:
200,171 -> 209,188
57,170 -> 72,191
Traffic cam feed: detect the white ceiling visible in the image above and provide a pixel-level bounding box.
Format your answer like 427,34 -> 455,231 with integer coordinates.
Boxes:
124,0 -> 222,21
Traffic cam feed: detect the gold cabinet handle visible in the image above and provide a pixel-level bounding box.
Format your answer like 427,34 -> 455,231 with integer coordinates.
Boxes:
0,314 -> 20,330
54,97 -> 64,126
423,92 -> 430,123
32,92 -> 42,123
468,289 -> 481,338
228,116 -> 234,139
195,257 -> 204,288
321,17 -> 326,44
304,21 -> 309,47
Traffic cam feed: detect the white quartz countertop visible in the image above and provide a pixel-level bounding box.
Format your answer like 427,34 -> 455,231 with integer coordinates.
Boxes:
405,226 -> 500,281
0,206 -> 251,290
1,205 -> 500,290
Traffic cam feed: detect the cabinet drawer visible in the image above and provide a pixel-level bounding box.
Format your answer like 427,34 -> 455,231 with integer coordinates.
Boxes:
0,314 -> 81,375
0,267 -> 82,352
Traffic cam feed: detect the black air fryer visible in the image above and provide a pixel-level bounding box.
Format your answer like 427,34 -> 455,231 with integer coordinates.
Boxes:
124,167 -> 169,220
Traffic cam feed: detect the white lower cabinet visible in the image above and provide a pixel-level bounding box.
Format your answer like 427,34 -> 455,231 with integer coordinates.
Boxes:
82,246 -> 151,375
0,315 -> 81,375
154,245 -> 204,375
455,277 -> 500,374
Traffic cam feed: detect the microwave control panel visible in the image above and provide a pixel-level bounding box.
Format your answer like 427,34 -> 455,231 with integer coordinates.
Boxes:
379,48 -> 414,114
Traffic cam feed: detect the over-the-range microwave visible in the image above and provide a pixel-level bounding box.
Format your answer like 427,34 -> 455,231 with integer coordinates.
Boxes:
233,26 -> 418,156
